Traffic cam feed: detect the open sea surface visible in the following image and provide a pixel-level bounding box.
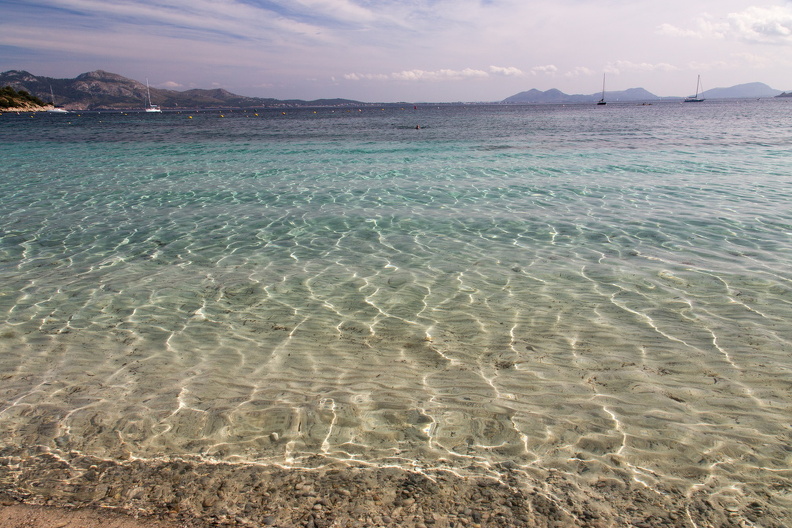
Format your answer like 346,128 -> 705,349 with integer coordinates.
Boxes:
1,101 -> 791,526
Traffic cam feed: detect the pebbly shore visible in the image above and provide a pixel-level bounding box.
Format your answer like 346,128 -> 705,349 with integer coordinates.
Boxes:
2,446 -> 789,528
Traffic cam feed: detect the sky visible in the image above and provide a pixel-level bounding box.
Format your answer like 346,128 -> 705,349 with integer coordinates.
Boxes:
1,0 -> 792,102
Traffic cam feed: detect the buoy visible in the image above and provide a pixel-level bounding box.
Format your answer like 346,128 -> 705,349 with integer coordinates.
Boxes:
188,116 -> 193,119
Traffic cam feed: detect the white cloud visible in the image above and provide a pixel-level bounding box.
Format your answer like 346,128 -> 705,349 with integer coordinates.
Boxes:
605,60 -> 678,74
727,5 -> 792,42
345,68 -> 490,82
731,51 -> 773,68
531,65 -> 558,75
290,0 -> 378,24
564,66 -> 594,78
343,72 -> 390,81
489,66 -> 525,77
658,5 -> 792,44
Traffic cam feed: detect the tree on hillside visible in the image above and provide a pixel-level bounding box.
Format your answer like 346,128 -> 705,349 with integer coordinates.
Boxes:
0,86 -> 46,108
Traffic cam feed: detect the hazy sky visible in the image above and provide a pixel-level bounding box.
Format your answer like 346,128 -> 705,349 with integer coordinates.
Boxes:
2,0 -> 791,102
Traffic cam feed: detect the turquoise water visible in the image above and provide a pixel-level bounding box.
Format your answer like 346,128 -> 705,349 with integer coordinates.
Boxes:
1,102 -> 791,517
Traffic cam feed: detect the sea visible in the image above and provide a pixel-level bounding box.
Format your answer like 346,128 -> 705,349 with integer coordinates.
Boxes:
1,100 -> 791,525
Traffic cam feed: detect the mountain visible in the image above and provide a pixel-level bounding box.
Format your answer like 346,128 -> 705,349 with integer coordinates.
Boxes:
503,82 -> 784,104
503,87 -> 660,104
502,88 -> 571,104
698,82 -> 781,99
0,70 -> 362,110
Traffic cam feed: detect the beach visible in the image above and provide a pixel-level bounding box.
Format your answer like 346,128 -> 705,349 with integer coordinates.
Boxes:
1,102 -> 791,527
4,444 -> 782,528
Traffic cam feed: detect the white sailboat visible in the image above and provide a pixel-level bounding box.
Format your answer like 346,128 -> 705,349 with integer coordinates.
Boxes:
145,79 -> 162,113
46,85 -> 69,113
684,75 -> 705,103
597,74 -> 607,105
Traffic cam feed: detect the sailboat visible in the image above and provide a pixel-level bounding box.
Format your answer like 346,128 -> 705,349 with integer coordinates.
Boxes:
46,85 -> 69,114
597,74 -> 607,105
145,79 -> 162,113
684,75 -> 705,102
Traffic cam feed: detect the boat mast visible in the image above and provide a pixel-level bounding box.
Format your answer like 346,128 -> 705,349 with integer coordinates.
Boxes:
597,74 -> 607,105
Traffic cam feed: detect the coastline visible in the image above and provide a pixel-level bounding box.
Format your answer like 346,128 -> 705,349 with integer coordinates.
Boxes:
0,107 -> 51,113
3,446 -> 788,528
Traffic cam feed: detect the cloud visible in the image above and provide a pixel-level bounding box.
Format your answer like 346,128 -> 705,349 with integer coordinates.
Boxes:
489,66 -> 525,77
564,66 -> 594,78
659,5 -> 792,44
290,0 -> 378,24
345,68 -> 489,82
605,60 -> 678,74
530,65 -> 558,75
727,5 -> 792,42
13,0 -> 345,46
343,72 -> 390,81
731,52 -> 773,68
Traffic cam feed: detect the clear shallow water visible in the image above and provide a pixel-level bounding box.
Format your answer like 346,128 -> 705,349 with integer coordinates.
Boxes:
1,102 -> 791,518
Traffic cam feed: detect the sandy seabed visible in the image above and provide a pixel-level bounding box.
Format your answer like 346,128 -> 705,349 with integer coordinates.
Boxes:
2,447 -> 789,528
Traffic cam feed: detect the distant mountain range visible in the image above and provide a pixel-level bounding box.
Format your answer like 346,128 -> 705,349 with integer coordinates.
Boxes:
0,70 -> 361,110
502,82 -> 785,104
1,69 -> 790,109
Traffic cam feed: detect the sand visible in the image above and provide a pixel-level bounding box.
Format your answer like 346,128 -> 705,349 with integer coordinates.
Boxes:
3,445 -> 789,528
0,503 -> 192,528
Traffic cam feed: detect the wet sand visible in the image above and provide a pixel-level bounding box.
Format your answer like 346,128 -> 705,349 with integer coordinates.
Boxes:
3,447 -> 789,528
0,503 -> 191,528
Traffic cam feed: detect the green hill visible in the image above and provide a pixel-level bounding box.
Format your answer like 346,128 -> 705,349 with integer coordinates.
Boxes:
0,85 -> 47,110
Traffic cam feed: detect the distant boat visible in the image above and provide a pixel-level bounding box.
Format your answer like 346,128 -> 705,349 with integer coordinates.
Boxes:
145,79 -> 162,113
597,74 -> 607,105
46,85 -> 69,114
684,75 -> 705,102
